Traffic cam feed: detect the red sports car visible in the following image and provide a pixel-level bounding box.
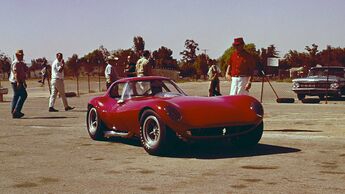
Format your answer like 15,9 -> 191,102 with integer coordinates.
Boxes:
87,76 -> 264,155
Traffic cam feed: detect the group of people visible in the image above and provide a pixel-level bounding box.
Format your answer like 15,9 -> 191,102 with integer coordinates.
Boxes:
208,37 -> 256,97
104,50 -> 151,89
9,51 -> 74,118
9,37 -> 255,119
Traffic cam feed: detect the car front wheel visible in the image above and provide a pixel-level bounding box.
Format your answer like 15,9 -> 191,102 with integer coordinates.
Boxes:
87,106 -> 105,141
140,109 -> 169,155
231,122 -> 264,148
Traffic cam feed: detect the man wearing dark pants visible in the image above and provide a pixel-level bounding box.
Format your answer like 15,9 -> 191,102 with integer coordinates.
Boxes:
9,50 -> 28,118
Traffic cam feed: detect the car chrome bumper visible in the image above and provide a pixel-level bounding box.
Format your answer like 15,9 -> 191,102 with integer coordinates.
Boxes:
292,88 -> 340,95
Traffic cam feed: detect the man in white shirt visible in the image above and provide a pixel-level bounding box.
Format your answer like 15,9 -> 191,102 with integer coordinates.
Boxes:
104,56 -> 119,89
136,50 -> 150,77
48,53 -> 74,112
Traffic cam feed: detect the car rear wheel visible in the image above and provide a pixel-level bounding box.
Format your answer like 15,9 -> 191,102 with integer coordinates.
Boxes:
231,122 -> 264,148
87,106 -> 105,141
140,109 -> 169,155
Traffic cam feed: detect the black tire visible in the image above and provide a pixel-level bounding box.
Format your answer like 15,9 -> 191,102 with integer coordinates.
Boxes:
231,122 -> 264,148
276,98 -> 295,103
319,95 -> 325,100
333,91 -> 342,99
301,98 -> 320,104
297,94 -> 305,100
140,109 -> 169,155
86,106 -> 105,141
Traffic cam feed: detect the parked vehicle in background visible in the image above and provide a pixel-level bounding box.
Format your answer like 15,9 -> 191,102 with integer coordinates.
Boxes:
292,66 -> 345,100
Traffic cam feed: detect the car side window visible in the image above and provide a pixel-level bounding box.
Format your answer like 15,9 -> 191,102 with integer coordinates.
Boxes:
109,83 -> 125,99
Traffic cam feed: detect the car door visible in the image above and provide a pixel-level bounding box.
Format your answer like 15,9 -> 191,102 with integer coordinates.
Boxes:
104,82 -> 128,131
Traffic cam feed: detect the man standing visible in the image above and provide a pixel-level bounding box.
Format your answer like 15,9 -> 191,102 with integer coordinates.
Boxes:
39,58 -> 49,86
136,50 -> 150,77
105,56 -> 119,89
124,55 -> 136,77
9,50 -> 28,118
226,37 -> 256,95
208,60 -> 221,96
48,53 -> 74,112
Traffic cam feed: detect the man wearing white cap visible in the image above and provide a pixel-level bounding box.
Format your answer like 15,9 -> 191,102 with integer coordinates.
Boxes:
105,56 -> 120,89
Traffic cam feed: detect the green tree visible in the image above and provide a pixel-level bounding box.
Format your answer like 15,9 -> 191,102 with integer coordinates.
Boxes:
66,54 -> 80,95
193,53 -> 209,79
282,50 -> 308,68
152,46 -> 178,69
30,57 -> 47,78
180,39 -> 199,65
219,43 -> 259,75
179,39 -> 199,77
133,36 -> 145,56
305,44 -> 320,68
66,54 -> 80,77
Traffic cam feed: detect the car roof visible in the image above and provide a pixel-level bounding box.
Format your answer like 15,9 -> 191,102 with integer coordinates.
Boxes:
115,76 -> 171,83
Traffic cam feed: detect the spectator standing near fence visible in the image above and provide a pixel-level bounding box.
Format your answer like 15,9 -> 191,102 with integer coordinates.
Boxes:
39,58 -> 49,86
9,50 -> 28,118
207,60 -> 221,96
136,50 -> 150,77
105,56 -> 120,89
225,37 -> 256,95
48,53 -> 74,112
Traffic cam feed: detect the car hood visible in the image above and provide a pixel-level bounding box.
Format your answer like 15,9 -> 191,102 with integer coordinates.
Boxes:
165,95 -> 262,128
293,76 -> 340,83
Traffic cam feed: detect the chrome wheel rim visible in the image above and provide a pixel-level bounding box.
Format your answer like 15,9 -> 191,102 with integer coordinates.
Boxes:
143,115 -> 160,148
88,108 -> 98,135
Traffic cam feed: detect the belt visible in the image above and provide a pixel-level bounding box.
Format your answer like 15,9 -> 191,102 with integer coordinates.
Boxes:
232,75 -> 249,77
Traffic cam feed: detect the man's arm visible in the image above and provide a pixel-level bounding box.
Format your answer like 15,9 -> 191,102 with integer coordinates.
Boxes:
225,65 -> 231,80
57,60 -> 64,73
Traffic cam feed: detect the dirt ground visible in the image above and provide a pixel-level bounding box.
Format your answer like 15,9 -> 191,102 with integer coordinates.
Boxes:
0,79 -> 345,193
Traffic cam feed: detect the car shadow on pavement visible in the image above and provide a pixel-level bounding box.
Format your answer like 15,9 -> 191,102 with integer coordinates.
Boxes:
105,137 -> 142,147
102,137 -> 301,159
22,116 -> 78,119
163,143 -> 301,159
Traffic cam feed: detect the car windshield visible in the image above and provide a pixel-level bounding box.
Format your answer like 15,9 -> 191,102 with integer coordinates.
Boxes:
308,68 -> 345,78
121,79 -> 186,100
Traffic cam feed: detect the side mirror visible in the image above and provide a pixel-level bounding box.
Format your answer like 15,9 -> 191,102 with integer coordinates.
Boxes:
117,99 -> 125,104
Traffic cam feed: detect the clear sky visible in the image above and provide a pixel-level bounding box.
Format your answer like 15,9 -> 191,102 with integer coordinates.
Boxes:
1,0 -> 345,61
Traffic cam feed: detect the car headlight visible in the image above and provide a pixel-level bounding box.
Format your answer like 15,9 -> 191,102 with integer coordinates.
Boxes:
292,82 -> 300,88
164,106 -> 182,121
330,82 -> 339,89
250,102 -> 264,118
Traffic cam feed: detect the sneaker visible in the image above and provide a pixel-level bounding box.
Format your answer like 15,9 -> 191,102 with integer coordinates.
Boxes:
65,106 -> 75,111
49,107 -> 59,112
12,112 -> 24,119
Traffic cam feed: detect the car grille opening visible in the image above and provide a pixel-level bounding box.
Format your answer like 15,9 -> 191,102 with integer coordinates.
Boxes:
189,125 -> 255,137
299,83 -> 330,88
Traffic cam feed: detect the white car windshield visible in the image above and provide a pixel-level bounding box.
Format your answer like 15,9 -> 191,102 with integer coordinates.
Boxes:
121,79 -> 185,100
